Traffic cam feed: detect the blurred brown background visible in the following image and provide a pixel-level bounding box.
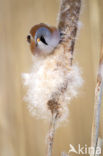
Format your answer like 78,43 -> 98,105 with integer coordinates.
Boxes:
0,0 -> 103,156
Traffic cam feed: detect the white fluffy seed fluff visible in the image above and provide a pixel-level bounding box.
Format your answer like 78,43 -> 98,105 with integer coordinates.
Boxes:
22,46 -> 83,123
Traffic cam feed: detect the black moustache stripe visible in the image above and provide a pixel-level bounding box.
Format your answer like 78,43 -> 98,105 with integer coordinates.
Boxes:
40,36 -> 48,45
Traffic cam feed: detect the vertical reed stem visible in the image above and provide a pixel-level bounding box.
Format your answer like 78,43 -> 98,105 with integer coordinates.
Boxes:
46,0 -> 82,155
46,112 -> 57,156
58,0 -> 81,65
91,41 -> 103,156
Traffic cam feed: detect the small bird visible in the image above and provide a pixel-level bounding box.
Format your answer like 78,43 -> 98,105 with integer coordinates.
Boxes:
23,22 -> 82,122
27,23 -> 60,55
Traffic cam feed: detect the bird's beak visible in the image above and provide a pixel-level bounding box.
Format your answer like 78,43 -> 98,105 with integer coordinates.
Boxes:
37,38 -> 40,43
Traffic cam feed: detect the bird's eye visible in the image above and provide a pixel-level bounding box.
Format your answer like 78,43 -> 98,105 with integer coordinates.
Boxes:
40,36 -> 48,45
27,35 -> 31,43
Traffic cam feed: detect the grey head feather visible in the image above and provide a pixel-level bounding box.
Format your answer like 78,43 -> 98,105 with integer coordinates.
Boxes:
35,27 -> 60,51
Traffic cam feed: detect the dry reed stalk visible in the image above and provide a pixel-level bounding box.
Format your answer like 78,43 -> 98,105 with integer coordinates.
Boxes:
58,0 -> 81,65
46,112 -> 57,156
61,152 -> 68,156
46,0 -> 81,156
95,138 -> 103,156
91,41 -> 103,156
46,100 -> 60,156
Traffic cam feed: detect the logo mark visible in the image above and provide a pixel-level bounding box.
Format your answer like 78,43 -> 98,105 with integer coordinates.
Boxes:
68,144 -> 101,155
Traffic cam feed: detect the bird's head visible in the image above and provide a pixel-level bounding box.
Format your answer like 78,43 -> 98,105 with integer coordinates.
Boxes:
27,23 -> 60,55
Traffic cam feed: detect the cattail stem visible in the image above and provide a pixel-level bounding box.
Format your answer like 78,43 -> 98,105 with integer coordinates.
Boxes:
46,112 -> 57,156
58,0 -> 81,65
91,41 -> 103,156
46,0 -> 82,156
91,82 -> 103,156
95,138 -> 103,156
